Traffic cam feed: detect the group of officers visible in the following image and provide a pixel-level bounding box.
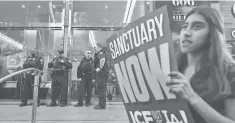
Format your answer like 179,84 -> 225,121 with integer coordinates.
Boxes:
18,43 -> 109,109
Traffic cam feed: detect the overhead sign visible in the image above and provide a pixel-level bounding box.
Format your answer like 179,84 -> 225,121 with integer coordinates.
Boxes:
106,6 -> 195,123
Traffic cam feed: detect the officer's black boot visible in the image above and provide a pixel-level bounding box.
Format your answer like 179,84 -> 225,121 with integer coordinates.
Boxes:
94,104 -> 106,109
58,102 -> 67,107
86,103 -> 92,107
85,101 -> 92,107
37,101 -> 40,107
74,102 -> 83,107
47,102 -> 57,107
19,102 -> 27,107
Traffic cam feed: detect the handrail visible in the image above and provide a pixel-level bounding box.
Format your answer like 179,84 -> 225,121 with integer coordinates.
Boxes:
0,68 -> 43,123
0,68 -> 43,84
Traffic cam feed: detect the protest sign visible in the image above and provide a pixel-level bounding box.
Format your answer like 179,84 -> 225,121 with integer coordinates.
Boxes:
106,5 -> 195,123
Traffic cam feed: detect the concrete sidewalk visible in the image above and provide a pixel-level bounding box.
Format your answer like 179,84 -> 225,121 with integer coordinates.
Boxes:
0,100 -> 123,105
0,96 -> 123,105
0,105 -> 129,123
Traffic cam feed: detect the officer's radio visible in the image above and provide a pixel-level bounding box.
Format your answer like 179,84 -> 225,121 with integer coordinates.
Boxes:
24,57 -> 37,68
52,57 -> 65,70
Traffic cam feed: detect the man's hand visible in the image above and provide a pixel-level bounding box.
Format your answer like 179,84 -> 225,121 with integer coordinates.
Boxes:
60,59 -> 65,63
96,68 -> 100,73
92,79 -> 95,83
78,78 -> 81,81
62,66 -> 66,70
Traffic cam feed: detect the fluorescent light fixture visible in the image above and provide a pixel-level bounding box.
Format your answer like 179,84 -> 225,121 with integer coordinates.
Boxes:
21,4 -> 25,8
62,8 -> 65,30
91,31 -> 97,47
126,0 -> 136,23
123,0 -> 132,23
89,31 -> 97,48
123,0 -> 137,24
0,32 -> 24,50
49,1 -> 55,23
89,31 -> 95,47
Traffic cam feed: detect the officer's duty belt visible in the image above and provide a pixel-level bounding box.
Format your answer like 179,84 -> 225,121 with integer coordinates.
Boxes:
53,70 -> 66,76
83,72 -> 92,76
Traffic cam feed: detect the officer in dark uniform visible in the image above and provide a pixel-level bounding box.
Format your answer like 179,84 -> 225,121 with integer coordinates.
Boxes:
47,49 -> 72,107
19,49 -> 44,107
93,43 -> 109,109
74,50 -> 94,107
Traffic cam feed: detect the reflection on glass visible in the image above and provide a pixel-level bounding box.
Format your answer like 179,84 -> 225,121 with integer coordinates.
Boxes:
0,1 -> 51,23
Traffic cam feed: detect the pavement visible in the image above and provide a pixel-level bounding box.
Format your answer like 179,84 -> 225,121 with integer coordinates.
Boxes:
0,104 -> 129,123
0,96 -> 123,105
0,96 -> 129,123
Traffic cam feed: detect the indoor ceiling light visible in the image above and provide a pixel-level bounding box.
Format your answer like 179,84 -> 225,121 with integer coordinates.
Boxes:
126,0 -> 136,23
123,0 -> 137,24
21,4 -> 25,8
37,5 -> 41,8
89,31 -> 96,48
53,5 -> 56,8
123,0 -> 132,23
89,31 -> 94,47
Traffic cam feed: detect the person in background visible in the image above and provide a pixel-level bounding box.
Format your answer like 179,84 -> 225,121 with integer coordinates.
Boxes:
93,43 -> 109,109
47,49 -> 72,107
106,69 -> 116,101
167,7 -> 235,123
13,67 -> 24,100
19,49 -> 44,107
74,50 -> 94,107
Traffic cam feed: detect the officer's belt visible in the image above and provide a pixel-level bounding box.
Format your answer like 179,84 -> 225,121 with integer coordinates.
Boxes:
52,69 -> 67,76
26,71 -> 35,75
82,72 -> 92,76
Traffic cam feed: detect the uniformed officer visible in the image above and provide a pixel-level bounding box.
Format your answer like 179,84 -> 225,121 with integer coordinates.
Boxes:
47,49 -> 72,107
19,49 -> 44,107
93,43 -> 109,109
74,50 -> 94,107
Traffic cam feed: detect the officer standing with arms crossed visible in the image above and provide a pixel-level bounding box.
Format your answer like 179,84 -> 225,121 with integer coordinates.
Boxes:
93,43 -> 109,109
19,49 -> 44,107
74,50 -> 94,107
47,49 -> 72,107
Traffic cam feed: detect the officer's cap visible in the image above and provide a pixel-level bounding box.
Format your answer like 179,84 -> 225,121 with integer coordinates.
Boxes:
31,49 -> 39,54
58,49 -> 64,54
